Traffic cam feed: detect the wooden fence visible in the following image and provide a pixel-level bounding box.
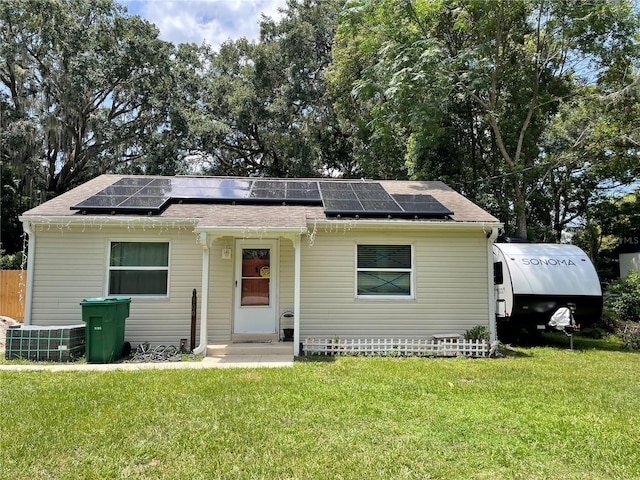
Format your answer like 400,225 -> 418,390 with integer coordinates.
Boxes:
0,270 -> 26,321
302,337 -> 498,358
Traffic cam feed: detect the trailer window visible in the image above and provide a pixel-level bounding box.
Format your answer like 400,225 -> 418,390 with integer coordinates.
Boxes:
356,245 -> 413,298
494,261 -> 504,285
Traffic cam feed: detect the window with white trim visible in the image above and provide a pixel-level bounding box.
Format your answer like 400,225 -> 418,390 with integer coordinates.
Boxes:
356,244 -> 413,298
108,241 -> 169,296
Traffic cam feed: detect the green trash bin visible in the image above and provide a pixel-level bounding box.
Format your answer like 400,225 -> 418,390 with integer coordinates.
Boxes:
80,297 -> 131,363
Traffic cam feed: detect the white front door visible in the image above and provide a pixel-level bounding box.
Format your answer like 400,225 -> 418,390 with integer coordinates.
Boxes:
233,239 -> 278,334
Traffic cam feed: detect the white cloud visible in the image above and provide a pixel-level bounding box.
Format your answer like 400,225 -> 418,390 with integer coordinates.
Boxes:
122,0 -> 287,48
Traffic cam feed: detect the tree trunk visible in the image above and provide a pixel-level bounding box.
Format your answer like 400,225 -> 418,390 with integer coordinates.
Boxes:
514,181 -> 528,239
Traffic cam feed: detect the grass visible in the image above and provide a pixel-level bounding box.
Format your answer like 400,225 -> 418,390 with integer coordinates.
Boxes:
1,336 -> 639,479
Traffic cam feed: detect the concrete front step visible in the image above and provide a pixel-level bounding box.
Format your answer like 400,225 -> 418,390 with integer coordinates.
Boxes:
207,341 -> 294,356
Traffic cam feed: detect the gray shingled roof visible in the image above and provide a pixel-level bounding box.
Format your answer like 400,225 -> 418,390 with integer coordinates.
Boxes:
21,174 -> 500,226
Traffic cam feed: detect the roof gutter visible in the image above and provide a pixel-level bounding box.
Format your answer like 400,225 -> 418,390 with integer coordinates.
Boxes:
18,215 -> 200,227
309,219 -> 503,230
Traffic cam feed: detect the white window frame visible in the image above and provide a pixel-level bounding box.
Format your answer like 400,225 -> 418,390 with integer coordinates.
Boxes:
355,243 -> 415,300
106,239 -> 171,298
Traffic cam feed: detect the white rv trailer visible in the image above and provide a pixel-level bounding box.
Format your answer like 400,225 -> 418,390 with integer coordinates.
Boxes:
493,243 -> 603,338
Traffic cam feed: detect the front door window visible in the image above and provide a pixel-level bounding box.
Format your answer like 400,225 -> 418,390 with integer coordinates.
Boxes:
241,248 -> 271,306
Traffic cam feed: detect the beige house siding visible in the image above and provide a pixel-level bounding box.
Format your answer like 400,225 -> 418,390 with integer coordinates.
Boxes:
207,237 -> 234,341
27,224 -> 491,346
278,239 -> 295,332
299,226 -> 490,340
29,225 -> 203,347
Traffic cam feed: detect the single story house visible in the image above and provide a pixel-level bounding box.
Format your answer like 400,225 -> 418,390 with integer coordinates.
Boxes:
19,175 -> 502,356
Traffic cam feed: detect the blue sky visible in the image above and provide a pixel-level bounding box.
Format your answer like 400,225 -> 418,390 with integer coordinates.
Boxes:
121,0 -> 288,48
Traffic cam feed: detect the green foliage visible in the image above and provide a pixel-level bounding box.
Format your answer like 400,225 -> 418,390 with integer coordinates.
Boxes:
605,270 -> 640,324
151,0 -> 348,178
601,270 -> 640,350
0,0 -> 174,194
617,322 -> 640,351
329,0 -> 640,238
463,325 -> 490,341
2,0 -> 640,265
572,190 -> 640,282
0,163 -> 31,254
0,251 -> 23,270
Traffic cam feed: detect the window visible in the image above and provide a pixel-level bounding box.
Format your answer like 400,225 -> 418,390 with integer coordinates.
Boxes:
108,242 -> 169,296
356,244 -> 413,298
493,261 -> 504,285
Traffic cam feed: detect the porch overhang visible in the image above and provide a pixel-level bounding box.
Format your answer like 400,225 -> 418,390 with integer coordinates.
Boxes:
193,205 -> 309,357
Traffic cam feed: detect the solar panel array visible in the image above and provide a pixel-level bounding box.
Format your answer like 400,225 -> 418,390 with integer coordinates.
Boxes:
71,177 -> 453,219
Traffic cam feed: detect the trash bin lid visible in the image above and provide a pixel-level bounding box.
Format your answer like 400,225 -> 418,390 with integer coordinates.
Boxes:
80,296 -> 131,305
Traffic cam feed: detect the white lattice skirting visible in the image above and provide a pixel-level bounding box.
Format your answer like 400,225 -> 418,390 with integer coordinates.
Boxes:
302,337 -> 499,358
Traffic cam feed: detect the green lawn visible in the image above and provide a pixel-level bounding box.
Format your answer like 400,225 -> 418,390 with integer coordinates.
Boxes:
1,337 -> 639,479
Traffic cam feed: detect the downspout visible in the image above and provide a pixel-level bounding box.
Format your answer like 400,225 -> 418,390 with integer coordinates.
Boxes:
486,227 -> 500,344
22,220 -> 35,326
193,232 -> 210,355
293,236 -> 301,356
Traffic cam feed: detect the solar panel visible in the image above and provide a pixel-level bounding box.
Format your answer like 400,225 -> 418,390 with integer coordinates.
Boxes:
113,178 -> 155,187
392,194 -> 453,217
250,180 -> 286,200
360,200 -> 402,212
97,185 -> 143,196
287,181 -> 317,191
321,182 -> 403,216
118,196 -> 168,210
148,178 -> 172,187
287,189 -> 320,201
72,193 -> 168,213
169,187 -> 218,199
350,182 -> 388,199
137,186 -> 171,197
248,180 -> 321,203
322,199 -> 363,212
74,196 -> 130,208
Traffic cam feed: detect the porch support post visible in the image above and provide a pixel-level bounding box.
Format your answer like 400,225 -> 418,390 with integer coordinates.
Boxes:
193,232 -> 210,355
293,235 -> 301,356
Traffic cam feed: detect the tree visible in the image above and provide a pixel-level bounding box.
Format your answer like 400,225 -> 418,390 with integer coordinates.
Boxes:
329,0 -> 640,237
0,162 -> 29,254
0,0 -> 173,196
156,0 -> 347,178
533,86 -> 640,243
573,190 -> 640,282
257,0 -> 350,177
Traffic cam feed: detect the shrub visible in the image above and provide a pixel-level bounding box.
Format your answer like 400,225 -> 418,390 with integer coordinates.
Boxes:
617,322 -> 640,350
0,251 -> 24,270
604,271 -> 640,350
464,325 -> 490,341
604,270 -> 640,324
